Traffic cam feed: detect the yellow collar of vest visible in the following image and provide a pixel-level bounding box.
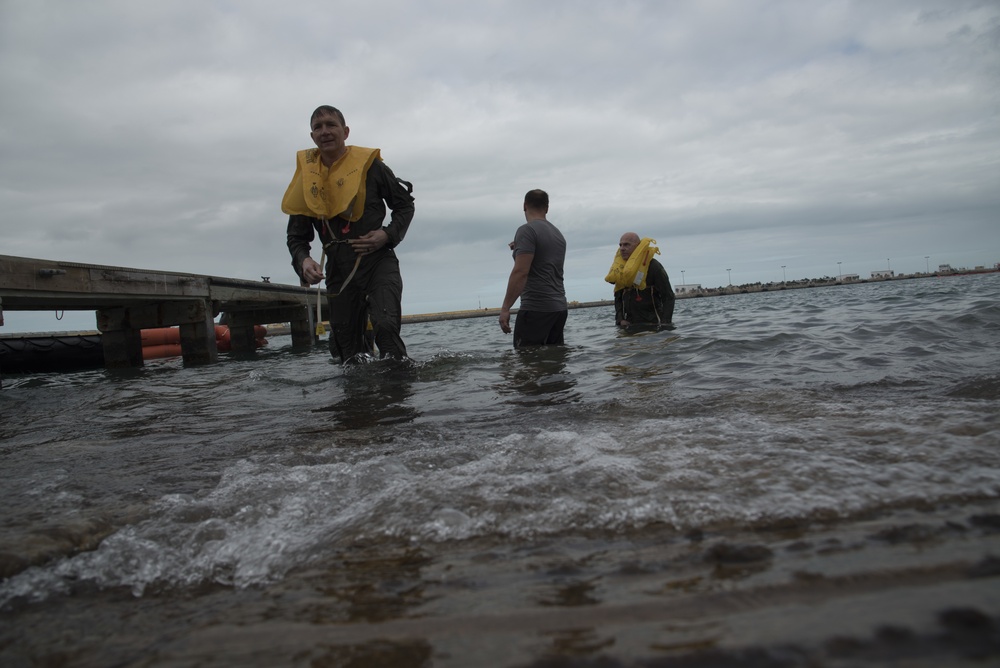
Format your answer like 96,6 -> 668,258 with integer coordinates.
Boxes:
281,146 -> 381,221
605,238 -> 660,291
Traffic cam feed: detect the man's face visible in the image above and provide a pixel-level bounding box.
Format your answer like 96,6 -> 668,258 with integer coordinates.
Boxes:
310,112 -> 349,160
619,235 -> 638,260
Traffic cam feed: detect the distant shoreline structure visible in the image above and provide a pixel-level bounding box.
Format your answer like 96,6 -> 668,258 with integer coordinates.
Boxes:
314,266 -> 1000,331
673,265 -> 999,299
401,266 -> 1000,325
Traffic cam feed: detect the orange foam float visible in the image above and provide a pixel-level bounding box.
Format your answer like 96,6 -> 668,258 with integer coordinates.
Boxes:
141,325 -> 267,360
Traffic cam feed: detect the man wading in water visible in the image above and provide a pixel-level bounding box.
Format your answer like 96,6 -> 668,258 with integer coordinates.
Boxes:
499,189 -> 568,348
606,232 -> 675,330
284,105 -> 415,363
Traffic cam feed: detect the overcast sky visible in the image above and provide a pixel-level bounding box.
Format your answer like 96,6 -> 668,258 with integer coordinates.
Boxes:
2,0 -> 998,333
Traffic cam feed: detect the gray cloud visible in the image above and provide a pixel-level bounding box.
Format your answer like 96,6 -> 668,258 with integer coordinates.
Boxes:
2,0 -> 998,333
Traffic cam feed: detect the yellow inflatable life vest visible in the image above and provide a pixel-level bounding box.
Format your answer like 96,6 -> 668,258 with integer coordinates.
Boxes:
281,146 -> 381,222
605,238 -> 660,291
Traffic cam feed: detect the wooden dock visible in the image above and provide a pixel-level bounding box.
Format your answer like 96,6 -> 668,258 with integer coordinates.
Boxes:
0,254 -> 323,371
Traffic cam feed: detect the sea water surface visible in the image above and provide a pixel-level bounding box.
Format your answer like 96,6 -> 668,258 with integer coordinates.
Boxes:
1,273 -> 999,667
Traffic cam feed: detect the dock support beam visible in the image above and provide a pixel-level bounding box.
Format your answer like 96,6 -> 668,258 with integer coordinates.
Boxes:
227,324 -> 257,354
100,328 -> 144,369
98,299 -> 218,369
290,316 -> 316,348
178,306 -> 218,366
225,304 -> 315,349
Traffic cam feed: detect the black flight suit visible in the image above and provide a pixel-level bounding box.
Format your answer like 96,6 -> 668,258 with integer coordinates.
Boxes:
287,159 -> 414,362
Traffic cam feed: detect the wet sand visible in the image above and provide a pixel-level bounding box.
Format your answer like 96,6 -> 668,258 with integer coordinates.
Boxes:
4,497 -> 999,666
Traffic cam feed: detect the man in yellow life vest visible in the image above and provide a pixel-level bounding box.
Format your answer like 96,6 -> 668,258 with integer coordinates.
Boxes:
284,105 -> 415,363
606,232 -> 675,330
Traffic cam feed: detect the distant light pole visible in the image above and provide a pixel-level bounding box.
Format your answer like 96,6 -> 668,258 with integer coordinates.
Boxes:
681,269 -> 685,285
887,258 -> 891,271
781,265 -> 786,283
837,261 -> 842,281
925,256 -> 930,273
726,268 -> 732,285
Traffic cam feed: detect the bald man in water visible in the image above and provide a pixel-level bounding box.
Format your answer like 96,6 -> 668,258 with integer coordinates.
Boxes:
614,232 -> 675,329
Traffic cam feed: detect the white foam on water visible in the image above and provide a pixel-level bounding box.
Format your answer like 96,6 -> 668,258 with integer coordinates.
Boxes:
4,386 -> 996,608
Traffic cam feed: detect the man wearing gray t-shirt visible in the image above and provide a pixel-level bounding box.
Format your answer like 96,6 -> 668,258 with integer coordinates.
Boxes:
499,189 -> 568,348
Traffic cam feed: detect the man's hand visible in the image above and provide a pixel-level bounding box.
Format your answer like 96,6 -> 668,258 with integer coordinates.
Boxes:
349,229 -> 389,256
499,307 -> 512,334
301,257 -> 325,285
499,253 -> 532,336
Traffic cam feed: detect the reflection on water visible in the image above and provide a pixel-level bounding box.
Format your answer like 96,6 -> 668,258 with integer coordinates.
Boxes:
314,361 -> 420,429
542,627 -> 616,657
605,332 -> 682,384
278,638 -> 434,667
310,546 -> 433,624
496,345 -> 579,405
537,578 -> 600,607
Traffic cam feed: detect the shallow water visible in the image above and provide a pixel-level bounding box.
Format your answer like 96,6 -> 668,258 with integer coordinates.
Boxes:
2,274 -> 999,666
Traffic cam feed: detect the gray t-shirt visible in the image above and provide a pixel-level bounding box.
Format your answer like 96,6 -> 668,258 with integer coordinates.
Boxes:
512,218 -> 568,312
